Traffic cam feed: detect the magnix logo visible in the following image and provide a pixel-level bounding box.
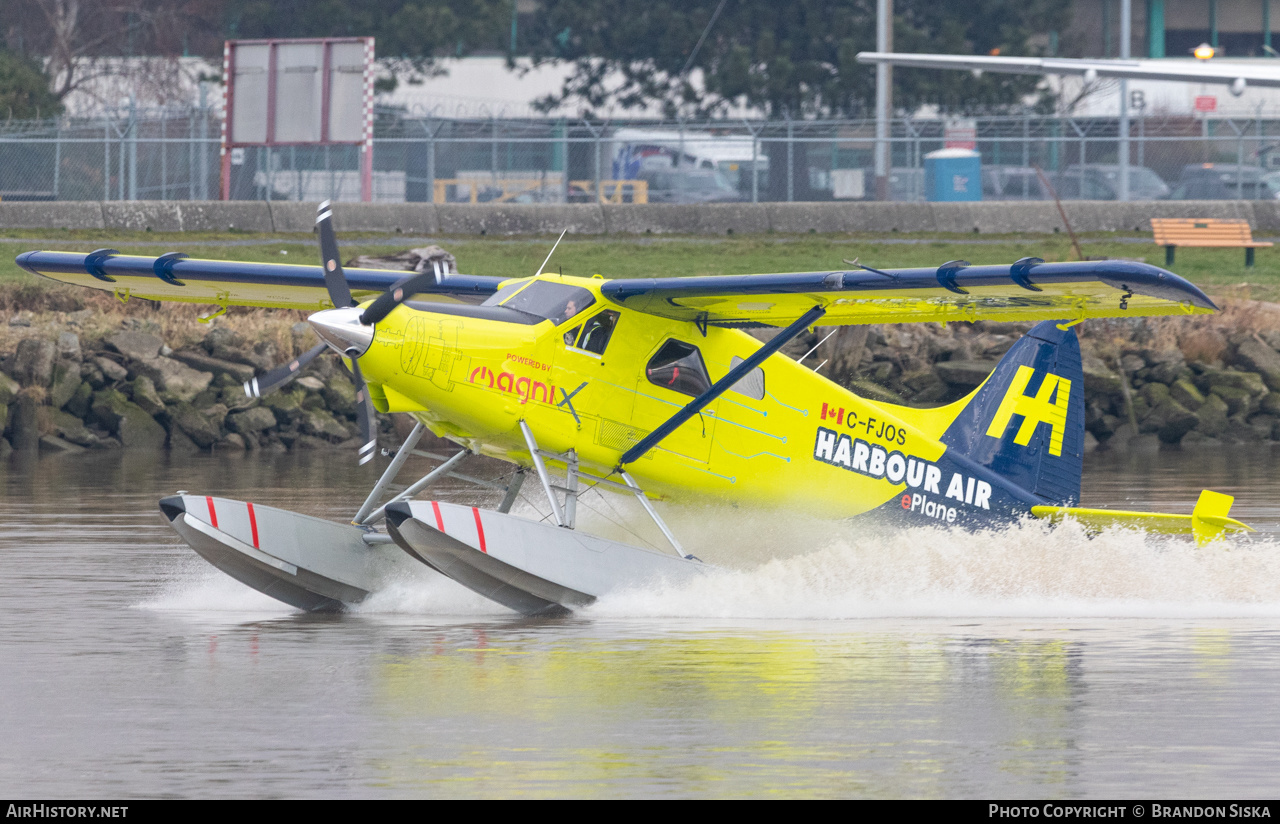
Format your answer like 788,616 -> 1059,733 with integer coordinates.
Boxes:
985,365 -> 1071,456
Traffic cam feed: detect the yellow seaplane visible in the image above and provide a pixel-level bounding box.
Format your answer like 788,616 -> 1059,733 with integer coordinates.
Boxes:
15,204 -> 1252,614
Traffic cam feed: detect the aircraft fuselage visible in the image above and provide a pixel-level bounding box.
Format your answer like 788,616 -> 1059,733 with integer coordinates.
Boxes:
354,273 -> 1032,526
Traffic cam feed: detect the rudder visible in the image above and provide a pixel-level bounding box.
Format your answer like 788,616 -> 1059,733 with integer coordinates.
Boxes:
940,320 -> 1085,506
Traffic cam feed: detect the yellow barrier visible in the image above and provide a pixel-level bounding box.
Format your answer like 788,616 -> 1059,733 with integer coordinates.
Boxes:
568,180 -> 648,204
433,178 -> 547,204
433,179 -> 647,205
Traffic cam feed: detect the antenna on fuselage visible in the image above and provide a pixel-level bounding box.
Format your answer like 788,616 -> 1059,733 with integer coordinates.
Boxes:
536,228 -> 569,276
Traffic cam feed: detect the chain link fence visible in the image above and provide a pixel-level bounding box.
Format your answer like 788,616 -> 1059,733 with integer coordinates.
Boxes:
4,106 -> 1280,204
0,106 -> 220,203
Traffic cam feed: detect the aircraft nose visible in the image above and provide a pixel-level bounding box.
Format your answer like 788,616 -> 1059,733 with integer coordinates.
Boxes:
308,306 -> 373,357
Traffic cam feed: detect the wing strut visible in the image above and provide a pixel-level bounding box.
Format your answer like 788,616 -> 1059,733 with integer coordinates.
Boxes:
619,303 -> 827,467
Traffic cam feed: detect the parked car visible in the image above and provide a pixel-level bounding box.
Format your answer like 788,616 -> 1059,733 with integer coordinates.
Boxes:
1065,164 -> 1170,200
635,168 -> 745,203
983,164 -> 1169,201
981,166 -> 1117,200
982,167 -> 1053,200
1170,164 -> 1280,200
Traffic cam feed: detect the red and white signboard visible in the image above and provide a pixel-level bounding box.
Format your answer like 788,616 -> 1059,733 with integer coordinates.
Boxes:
220,37 -> 376,201
944,118 -> 978,150
1194,95 -> 1218,113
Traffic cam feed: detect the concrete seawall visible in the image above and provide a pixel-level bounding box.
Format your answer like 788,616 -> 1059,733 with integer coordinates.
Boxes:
5,199 -> 1280,236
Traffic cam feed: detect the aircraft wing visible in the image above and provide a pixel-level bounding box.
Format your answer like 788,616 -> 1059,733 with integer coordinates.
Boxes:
15,250 -> 506,310
599,259 -> 1217,327
855,51 -> 1280,89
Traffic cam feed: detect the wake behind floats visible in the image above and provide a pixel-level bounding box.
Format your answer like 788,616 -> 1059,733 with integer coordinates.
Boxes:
15,204 -> 1252,615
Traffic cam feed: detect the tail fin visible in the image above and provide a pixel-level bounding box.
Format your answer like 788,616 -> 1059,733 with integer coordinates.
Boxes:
941,320 -> 1085,505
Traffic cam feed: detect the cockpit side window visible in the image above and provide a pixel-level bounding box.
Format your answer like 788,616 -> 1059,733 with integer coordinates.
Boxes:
573,310 -> 620,355
646,339 -> 712,397
499,281 -> 595,325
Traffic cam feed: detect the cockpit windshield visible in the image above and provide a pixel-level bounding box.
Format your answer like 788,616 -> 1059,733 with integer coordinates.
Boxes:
496,281 -> 595,325
481,280 -> 530,307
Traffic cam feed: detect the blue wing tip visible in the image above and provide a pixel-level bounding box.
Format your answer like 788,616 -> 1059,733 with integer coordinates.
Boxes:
14,251 -> 37,274
1158,265 -> 1219,311
1091,258 -> 1218,311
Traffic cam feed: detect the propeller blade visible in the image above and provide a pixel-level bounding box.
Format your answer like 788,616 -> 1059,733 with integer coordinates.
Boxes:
349,357 -> 378,466
316,201 -> 355,309
359,270 -> 442,325
243,342 -> 328,399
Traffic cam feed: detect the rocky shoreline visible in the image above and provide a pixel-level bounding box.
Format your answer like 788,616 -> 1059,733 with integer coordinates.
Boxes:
5,297 -> 1280,457
0,318 -> 376,456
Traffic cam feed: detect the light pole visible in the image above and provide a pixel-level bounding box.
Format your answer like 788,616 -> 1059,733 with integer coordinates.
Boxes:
1119,0 -> 1131,201
875,0 -> 893,200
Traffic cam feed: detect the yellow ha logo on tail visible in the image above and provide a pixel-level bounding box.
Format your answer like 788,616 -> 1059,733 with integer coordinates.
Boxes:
985,365 -> 1072,456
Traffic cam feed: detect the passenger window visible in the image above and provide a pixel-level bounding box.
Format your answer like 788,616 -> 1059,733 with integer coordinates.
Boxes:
575,310 -> 620,355
646,340 -> 712,397
563,324 -> 582,346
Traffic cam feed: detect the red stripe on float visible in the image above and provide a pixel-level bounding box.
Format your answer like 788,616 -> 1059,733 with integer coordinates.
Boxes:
246,502 -> 260,549
206,496 -> 219,528
431,500 -> 445,532
472,507 -> 487,553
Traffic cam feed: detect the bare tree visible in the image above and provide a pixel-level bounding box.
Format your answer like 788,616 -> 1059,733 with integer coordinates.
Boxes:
3,1 -> 224,102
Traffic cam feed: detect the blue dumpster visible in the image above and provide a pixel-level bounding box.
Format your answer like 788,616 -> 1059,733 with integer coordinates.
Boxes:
924,148 -> 982,202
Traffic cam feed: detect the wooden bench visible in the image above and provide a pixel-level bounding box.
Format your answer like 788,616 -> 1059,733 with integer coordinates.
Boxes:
1151,218 -> 1273,268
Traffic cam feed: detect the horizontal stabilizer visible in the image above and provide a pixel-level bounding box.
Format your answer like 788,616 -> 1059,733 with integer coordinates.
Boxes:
15,251 -> 506,310
1031,490 -> 1252,546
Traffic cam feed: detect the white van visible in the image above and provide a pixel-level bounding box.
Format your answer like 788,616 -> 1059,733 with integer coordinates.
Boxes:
607,128 -> 768,194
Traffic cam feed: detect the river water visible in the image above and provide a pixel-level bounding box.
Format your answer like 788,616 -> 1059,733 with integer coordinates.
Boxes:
3,447 -> 1280,799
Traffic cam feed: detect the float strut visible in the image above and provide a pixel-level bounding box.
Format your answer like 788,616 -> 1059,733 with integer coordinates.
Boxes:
621,471 -> 685,558
520,420 -> 567,527
352,421 -> 427,525
497,469 -> 527,514
360,447 -> 470,525
563,451 -> 580,528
